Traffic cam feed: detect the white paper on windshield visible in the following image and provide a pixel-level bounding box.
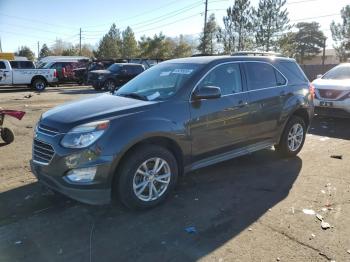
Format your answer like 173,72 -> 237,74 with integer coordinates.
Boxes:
147,91 -> 160,100
172,69 -> 193,74
160,71 -> 171,76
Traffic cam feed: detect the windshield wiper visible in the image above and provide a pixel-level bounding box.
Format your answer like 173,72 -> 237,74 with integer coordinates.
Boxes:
117,92 -> 148,101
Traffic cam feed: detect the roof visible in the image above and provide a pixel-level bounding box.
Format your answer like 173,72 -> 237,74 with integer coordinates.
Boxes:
167,55 -> 295,64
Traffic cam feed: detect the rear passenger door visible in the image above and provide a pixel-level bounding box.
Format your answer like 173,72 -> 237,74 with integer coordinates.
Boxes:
243,62 -> 287,143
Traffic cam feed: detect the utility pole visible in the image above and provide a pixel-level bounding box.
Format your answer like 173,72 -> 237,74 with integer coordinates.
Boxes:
322,37 -> 327,68
0,37 -> 2,52
79,28 -> 82,55
37,41 -> 40,59
203,0 -> 208,54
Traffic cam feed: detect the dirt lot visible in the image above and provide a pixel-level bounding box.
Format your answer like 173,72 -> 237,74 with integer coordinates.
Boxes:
0,85 -> 349,262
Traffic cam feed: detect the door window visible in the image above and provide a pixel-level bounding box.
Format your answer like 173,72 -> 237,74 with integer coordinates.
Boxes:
197,63 -> 242,95
0,61 -> 7,69
244,62 -> 282,90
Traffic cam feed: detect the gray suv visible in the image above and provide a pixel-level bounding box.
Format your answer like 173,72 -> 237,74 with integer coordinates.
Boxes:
31,55 -> 314,209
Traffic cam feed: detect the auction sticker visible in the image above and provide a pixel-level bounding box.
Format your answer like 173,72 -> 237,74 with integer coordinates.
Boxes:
172,69 -> 193,74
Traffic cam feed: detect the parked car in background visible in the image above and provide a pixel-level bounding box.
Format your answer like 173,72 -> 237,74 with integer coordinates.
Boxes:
31,54 -> 313,209
88,63 -> 145,91
313,63 -> 350,118
0,59 -> 57,91
42,59 -> 89,85
10,60 -> 35,69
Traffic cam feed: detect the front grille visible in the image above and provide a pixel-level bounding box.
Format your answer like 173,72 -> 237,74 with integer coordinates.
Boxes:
38,124 -> 59,136
33,139 -> 55,164
318,89 -> 343,99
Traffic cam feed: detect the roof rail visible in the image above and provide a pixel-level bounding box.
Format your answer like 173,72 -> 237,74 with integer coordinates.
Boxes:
231,51 -> 285,57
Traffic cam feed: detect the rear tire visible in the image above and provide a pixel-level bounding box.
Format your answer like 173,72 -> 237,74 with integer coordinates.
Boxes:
116,145 -> 178,210
1,127 -> 14,144
275,116 -> 306,157
31,78 -> 47,92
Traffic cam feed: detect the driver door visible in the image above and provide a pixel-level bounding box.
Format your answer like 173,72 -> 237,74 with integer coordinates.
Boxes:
189,63 -> 251,162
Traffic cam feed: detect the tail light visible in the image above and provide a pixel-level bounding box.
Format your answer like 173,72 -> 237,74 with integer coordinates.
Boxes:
309,83 -> 315,99
53,69 -> 57,78
62,67 -> 67,78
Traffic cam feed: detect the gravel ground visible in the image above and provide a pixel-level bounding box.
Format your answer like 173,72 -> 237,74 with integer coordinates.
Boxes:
0,85 -> 349,262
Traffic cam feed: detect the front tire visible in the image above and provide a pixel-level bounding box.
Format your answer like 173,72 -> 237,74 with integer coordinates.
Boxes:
116,145 -> 178,210
275,116 -> 306,157
1,127 -> 14,144
103,79 -> 116,92
31,78 -> 47,91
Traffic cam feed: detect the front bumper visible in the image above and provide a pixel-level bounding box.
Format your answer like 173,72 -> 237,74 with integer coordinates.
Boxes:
31,160 -> 111,205
30,127 -> 115,205
314,98 -> 350,117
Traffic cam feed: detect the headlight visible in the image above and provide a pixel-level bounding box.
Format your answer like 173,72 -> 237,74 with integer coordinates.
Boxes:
98,75 -> 104,80
61,120 -> 109,148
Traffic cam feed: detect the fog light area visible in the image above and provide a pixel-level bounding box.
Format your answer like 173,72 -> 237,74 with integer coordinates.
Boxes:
65,167 -> 97,183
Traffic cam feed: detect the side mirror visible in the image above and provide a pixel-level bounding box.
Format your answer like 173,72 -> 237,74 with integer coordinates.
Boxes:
317,74 -> 323,79
193,86 -> 221,100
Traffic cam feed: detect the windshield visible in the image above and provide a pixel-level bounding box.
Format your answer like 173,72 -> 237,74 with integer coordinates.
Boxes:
107,64 -> 121,72
115,63 -> 200,101
322,65 -> 350,80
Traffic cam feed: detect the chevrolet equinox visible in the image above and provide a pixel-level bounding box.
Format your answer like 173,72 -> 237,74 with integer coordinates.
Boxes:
31,55 -> 314,209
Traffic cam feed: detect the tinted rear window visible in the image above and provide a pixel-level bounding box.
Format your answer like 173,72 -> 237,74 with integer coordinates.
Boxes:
276,61 -> 308,84
244,62 -> 279,90
0,61 -> 6,69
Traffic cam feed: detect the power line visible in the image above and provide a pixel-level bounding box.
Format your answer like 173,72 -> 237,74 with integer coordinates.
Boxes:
0,12 -> 78,30
83,0 -> 187,28
0,22 -> 77,36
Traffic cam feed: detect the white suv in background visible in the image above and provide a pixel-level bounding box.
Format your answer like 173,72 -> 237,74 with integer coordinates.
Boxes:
313,63 -> 350,118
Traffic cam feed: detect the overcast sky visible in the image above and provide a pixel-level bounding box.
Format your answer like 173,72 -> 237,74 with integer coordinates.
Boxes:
0,0 -> 348,56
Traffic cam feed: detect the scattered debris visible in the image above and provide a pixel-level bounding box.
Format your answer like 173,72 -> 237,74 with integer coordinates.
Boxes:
321,190 -> 326,194
321,208 -> 327,212
330,155 -> 342,160
25,125 -> 32,129
347,249 -> 350,254
248,228 -> 253,231
24,94 -> 33,99
185,226 -> 197,234
321,221 -> 331,230
14,241 -> 22,245
291,207 -> 295,214
309,233 -> 316,240
303,209 -> 316,215
276,257 -> 280,261
319,137 -> 330,141
316,214 -> 323,221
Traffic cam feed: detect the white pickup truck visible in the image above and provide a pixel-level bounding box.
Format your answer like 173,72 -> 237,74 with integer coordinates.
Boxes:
0,59 -> 58,91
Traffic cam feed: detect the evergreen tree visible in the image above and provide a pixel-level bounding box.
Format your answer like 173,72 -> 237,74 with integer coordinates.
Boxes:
253,0 -> 290,51
121,26 -> 139,58
197,14 -> 219,54
95,23 -> 122,59
39,44 -> 51,58
173,35 -> 193,58
217,0 -> 253,54
330,5 -> 350,61
15,46 -> 35,61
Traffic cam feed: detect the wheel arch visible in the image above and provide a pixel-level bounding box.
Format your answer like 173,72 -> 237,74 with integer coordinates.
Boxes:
31,75 -> 48,85
110,135 -> 185,193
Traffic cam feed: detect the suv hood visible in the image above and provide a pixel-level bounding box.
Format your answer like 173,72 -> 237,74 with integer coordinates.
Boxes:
312,78 -> 350,90
41,94 -> 157,132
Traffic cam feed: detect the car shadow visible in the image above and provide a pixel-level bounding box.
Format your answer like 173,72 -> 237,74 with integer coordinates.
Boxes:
0,149 -> 302,261
309,115 -> 350,140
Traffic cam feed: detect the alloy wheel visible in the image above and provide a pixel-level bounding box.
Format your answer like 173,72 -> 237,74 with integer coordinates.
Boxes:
132,157 -> 171,202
